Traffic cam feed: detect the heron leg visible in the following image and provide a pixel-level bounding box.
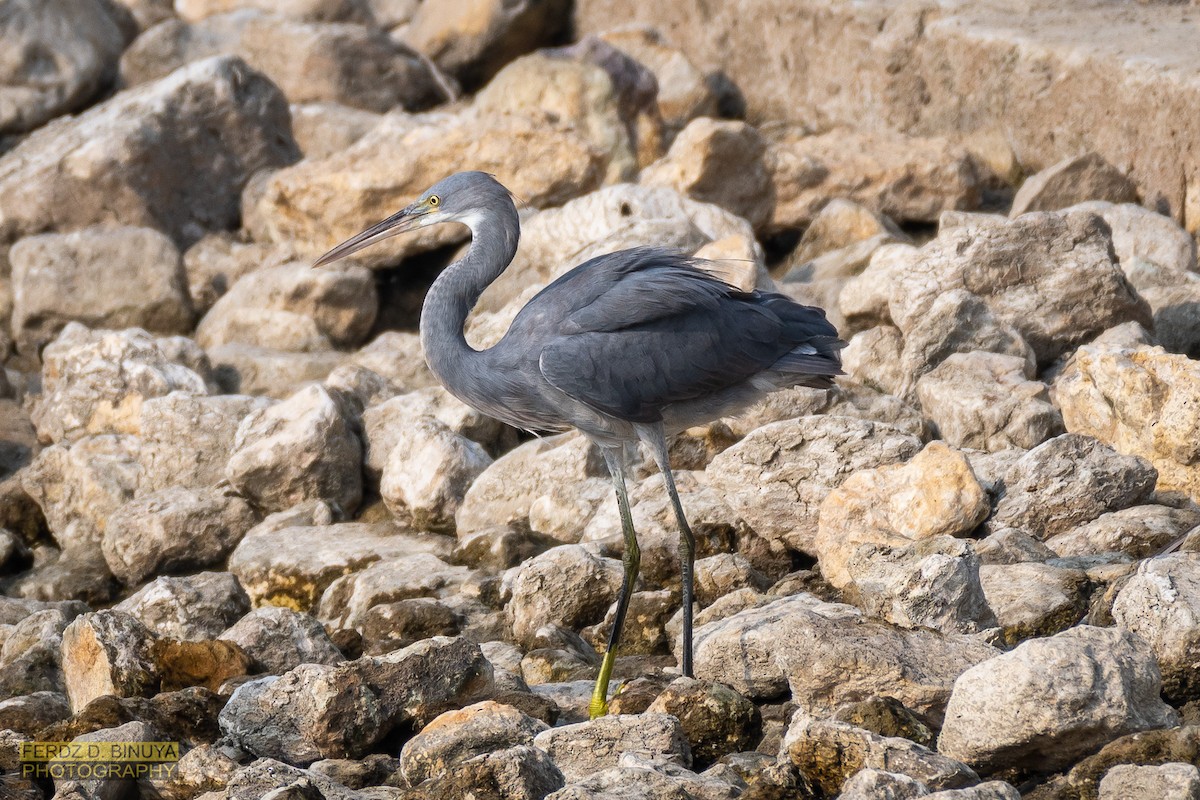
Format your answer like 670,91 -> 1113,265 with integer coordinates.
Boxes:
590,446 -> 640,719
638,424 -> 696,678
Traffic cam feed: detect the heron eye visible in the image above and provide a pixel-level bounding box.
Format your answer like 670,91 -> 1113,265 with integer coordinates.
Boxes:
428,195 -> 440,207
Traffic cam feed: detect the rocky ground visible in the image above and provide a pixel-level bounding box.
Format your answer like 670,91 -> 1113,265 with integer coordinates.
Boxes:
3,1 -> 1200,799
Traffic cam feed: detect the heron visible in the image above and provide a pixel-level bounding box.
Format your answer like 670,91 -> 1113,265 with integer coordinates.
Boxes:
314,171 -> 845,718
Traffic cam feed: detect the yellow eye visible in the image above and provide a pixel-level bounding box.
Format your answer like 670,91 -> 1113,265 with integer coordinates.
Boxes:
428,195 -> 440,207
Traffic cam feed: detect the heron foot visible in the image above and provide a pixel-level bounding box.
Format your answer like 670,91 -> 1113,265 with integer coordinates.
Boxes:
588,696 -> 609,719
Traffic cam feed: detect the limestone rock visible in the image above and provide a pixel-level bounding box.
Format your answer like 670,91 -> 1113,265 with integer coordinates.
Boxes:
380,417 -> 493,533
30,324 -> 209,446
228,521 -> 448,610
175,0 -> 373,22
406,745 -> 566,800
706,416 -> 923,554
989,434 -> 1158,540
815,442 -> 989,589
61,611 -> 159,712
225,384 -> 363,515
114,572 -> 250,641
1046,505 -> 1200,559
0,56 -> 298,261
0,609 -> 72,700
101,486 -> 257,585
506,545 -> 622,648
9,226 -> 193,354
917,352 -> 1062,452
1010,153 -> 1138,217
1054,344 -> 1200,499
289,101 -> 383,160
842,326 -> 906,396
938,626 -> 1179,773
837,769 -> 930,800
208,343 -> 349,398
598,27 -> 718,134
352,331 -> 439,391
1065,201 -> 1197,277
1113,554 -> 1200,703
400,701 -> 549,786
693,593 -> 997,724
121,11 -> 440,112
355,636 -> 495,730
0,0 -> 129,134
645,677 -> 760,769
1099,762 -> 1200,800
979,562 -> 1089,645
533,713 -> 691,783
219,606 -> 344,674
317,553 -> 472,632
640,118 -> 772,231
767,127 -> 981,230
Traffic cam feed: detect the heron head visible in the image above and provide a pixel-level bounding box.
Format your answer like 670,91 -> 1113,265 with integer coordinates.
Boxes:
312,171 -> 514,268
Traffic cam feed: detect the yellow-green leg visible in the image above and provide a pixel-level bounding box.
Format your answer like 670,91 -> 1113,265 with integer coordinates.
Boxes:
590,448 -> 640,719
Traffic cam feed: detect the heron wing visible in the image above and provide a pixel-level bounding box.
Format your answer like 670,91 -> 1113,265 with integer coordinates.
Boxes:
535,248 -> 842,423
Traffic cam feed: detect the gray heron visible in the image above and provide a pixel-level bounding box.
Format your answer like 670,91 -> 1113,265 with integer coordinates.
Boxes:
314,171 -> 845,718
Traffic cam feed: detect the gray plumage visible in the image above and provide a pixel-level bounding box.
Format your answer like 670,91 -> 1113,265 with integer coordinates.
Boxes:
314,171 -> 845,716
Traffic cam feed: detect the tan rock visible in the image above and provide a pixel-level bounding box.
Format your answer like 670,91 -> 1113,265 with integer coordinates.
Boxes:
289,102 -> 383,160
980,562 -> 1089,646
380,418 -> 493,533
815,442 -> 990,589
841,326 -> 906,396
1054,344 -> 1200,500
1010,153 -> 1138,217
207,344 -> 349,398
598,26 -> 718,134
787,198 -> 905,267
174,0 -> 372,22
61,611 -> 159,712
399,701 -> 549,786
1113,554 -> 1200,703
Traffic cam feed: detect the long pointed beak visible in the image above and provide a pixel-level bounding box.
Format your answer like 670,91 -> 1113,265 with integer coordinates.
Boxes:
312,203 -> 428,268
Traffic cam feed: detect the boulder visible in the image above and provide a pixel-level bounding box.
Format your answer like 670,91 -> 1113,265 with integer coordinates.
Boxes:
1064,201 -> 1197,277
597,27 -> 718,135
114,572 -> 250,641
60,611 -> 159,712
354,636 -> 495,729
506,545 -> 623,648
399,701 -> 549,786
288,101 -> 383,160
219,607 -> 344,674
645,677 -> 760,769
1099,763 -> 1200,800
317,553 -> 473,632
380,418 -> 493,533
979,562 -> 1089,645
1010,153 -> 1138,217
207,343 -> 349,398
406,745 -> 565,799
175,0 -> 373,22
1046,505 -> 1200,559
1113,554 -> 1200,703
533,713 -> 691,783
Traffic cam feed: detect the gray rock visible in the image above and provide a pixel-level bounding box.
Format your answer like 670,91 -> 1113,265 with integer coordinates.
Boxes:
706,416 -> 922,554
916,352 -> 1062,452
355,636 -> 495,730
1046,505 -> 1200,559
506,545 -> 623,649
30,324 -> 209,446
380,417 -> 493,533
289,101 -> 383,160
54,720 -> 162,800
0,691 -> 71,736
407,745 -> 566,800
1099,762 -> 1200,800
938,625 -> 1179,773
399,700 -> 549,785
925,784 -> 1022,800
989,434 -> 1158,540
121,11 -> 440,112
9,226 -> 193,354
0,56 -> 298,261
225,384 -> 363,515
1064,201 -> 1197,277
317,553 -> 473,632
974,528 -> 1056,565
4,543 -> 119,606
0,610 -> 70,700
692,554 -> 771,608
533,713 -> 691,783
1010,153 -> 1138,217
979,562 -> 1088,645
693,593 -> 997,724
228,521 -> 449,610
220,606 -> 344,674
0,0 -> 129,134
219,664 -> 386,765
838,769 -> 930,800
60,610 -> 159,712
114,572 -> 250,640
1113,554 -> 1200,703
101,486 -> 258,585
208,343 -> 350,398
645,677 -> 760,769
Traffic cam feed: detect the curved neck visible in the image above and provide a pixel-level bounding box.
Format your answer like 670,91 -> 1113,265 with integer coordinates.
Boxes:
419,206 -> 520,389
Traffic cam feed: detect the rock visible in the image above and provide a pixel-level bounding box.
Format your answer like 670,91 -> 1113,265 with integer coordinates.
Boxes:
323,364 -> 400,415
0,609 -> 71,700
114,572 -> 250,641
706,416 -> 923,555
916,352 -> 1062,452
938,625 -> 1179,773
0,56 -> 298,262
507,545 -> 623,648
833,695 -> 935,749
121,11 -> 440,112
989,434 -> 1158,540
153,637 -> 251,692
355,636 -> 495,730
1066,727 -> 1200,800
533,713 -> 691,783
782,711 -> 978,796
137,392 -> 272,492
846,536 -> 996,635
815,441 -> 990,589
175,0 -> 373,22
208,343 -> 350,397
219,664 -> 386,764
100,486 -> 257,585
317,553 -> 472,632
645,678 -> 760,769
228,521 -> 448,610
9,226 -> 193,354
0,691 -> 71,736
1054,344 -> 1200,500
4,544 -> 119,606
182,233 -> 299,314
1098,762 -> 1200,800
219,607 -> 344,674
979,562 -> 1088,645
30,324 -> 209,446
61,611 -> 159,713
925,784 -> 1022,800
841,326 -> 906,396
640,118 -> 772,231
693,593 -> 997,724
52,720 -> 163,800
380,418 -> 493,533
838,769 -> 930,800
0,0 -> 129,134
692,554 -> 771,608
1046,505 -> 1200,559
244,109 -> 604,267
1064,201 -> 1197,277
1113,554 -> 1200,703
352,331 -> 439,391
974,528 -> 1057,566
288,101 -> 383,160
406,745 -> 566,800
399,701 -> 549,785
789,198 -> 906,267
1010,153 -> 1138,217
1141,284 -> 1200,360
598,27 -> 718,135
766,127 -> 981,230
225,384 -> 363,515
